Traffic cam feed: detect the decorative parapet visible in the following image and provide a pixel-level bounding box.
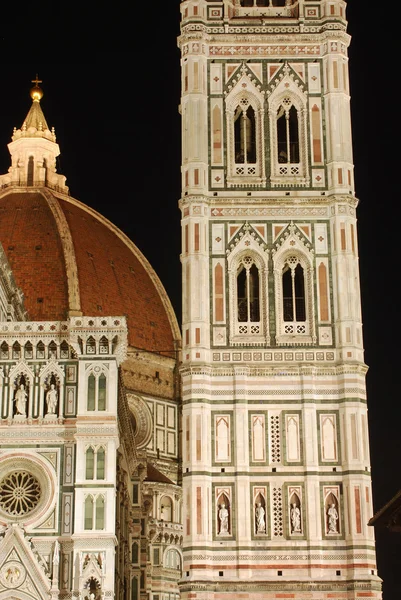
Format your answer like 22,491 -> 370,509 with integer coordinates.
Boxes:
148,518 -> 183,544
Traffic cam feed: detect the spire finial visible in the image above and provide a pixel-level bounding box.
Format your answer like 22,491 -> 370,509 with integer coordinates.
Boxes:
30,74 -> 43,102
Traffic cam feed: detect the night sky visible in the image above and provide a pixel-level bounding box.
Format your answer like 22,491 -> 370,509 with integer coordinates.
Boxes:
0,2 -> 399,598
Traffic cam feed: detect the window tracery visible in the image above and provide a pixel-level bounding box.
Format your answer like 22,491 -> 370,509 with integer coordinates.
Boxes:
227,232 -> 269,345
225,71 -> 266,187
268,70 -> 309,187
0,471 -> 41,516
274,252 -> 314,344
272,226 -> 316,345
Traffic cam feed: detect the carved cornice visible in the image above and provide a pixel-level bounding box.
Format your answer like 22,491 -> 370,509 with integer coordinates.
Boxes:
178,580 -> 381,593
180,362 -> 368,379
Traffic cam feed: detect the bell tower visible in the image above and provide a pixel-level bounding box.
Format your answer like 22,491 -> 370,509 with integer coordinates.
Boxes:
178,1 -> 382,599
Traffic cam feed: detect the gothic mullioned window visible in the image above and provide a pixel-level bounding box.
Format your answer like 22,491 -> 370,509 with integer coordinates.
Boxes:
281,256 -> 307,335
225,71 -> 266,187
84,494 -> 105,530
236,257 -> 260,326
85,446 -> 106,480
87,373 -> 107,411
273,245 -> 316,345
268,66 -> 309,187
227,226 -> 270,345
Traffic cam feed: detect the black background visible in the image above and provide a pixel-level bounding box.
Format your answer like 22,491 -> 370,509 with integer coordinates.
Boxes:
0,2 -> 399,597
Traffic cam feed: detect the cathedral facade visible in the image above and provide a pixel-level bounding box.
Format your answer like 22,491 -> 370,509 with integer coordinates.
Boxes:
0,1 -> 382,600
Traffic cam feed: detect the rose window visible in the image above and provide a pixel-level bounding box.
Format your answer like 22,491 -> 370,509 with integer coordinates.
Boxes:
0,471 -> 41,516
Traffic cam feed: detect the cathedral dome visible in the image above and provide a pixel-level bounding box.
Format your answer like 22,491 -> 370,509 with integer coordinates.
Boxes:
0,189 -> 180,354
0,87 -> 180,355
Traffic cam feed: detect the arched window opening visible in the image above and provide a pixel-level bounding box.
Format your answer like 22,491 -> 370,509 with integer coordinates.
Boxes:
277,101 -> 299,164
12,342 -> 21,359
98,374 -> 106,411
48,341 -> 57,359
95,495 -> 105,529
282,259 -> 305,322
160,496 -> 173,521
97,447 -> 105,479
87,374 -> 96,411
37,341 -> 45,359
27,156 -> 34,186
131,542 -> 139,564
86,336 -> 96,354
1,342 -> 8,359
84,496 -> 94,530
87,373 -> 107,411
86,447 -> 95,479
60,341 -> 69,358
234,103 -> 256,164
24,341 -> 33,359
237,257 -> 260,323
99,336 -> 109,354
131,577 -> 139,600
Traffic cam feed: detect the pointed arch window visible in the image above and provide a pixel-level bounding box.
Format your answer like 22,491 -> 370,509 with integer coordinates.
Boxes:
131,542 -> 139,564
87,375 -> 96,411
226,90 -> 265,185
24,342 -> 33,359
282,259 -> 306,323
96,447 -> 105,479
85,447 -> 95,479
98,374 -> 106,410
237,259 -> 260,323
234,104 -> 256,164
228,244 -> 270,345
274,247 -> 315,344
85,446 -> 106,480
87,372 -> 107,411
236,256 -> 261,334
84,495 -> 94,529
95,496 -> 105,529
36,341 -> 45,359
277,101 -> 299,164
12,342 -> 21,360
84,494 -> 105,530
269,87 -> 309,185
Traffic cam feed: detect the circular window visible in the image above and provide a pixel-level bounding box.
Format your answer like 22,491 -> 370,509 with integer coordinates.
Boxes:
0,454 -> 56,527
0,471 -> 41,516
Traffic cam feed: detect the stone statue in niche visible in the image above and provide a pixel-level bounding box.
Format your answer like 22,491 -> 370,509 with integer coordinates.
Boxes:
290,502 -> 301,533
327,503 -> 339,533
14,383 -> 28,416
255,502 -> 266,533
46,383 -> 58,414
218,503 -> 229,534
